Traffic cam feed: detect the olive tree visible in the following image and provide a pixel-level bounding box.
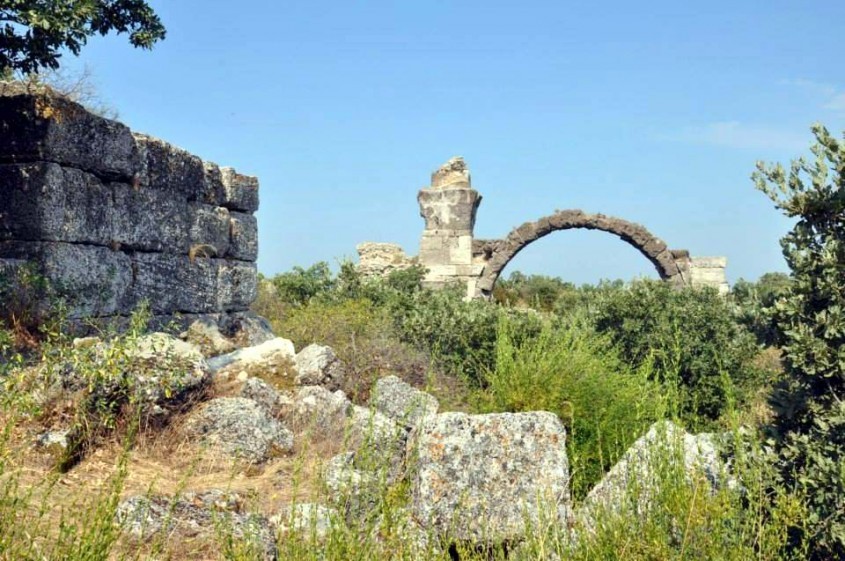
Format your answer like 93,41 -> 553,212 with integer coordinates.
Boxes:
0,0 -> 165,74
755,123 -> 845,559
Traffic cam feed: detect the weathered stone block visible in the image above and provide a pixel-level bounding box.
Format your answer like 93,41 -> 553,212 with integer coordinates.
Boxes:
133,134 -> 206,200
0,90 -> 137,180
0,241 -> 131,317
418,188 -> 481,231
220,167 -> 259,212
228,212 -> 258,261
217,260 -> 257,311
189,203 -> 231,255
111,182 -> 190,253
201,161 -> 227,206
127,253 -> 218,314
410,411 -> 571,543
0,163 -> 113,244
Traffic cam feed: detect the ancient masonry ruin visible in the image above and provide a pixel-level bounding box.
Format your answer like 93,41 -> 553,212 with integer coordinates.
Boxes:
357,157 -> 729,298
0,87 -> 259,330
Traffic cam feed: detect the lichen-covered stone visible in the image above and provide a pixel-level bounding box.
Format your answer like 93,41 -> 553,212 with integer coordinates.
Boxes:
410,411 -> 571,543
0,241 -> 132,318
0,89 -> 138,180
288,386 -> 351,435
221,311 -> 276,347
294,344 -> 345,390
207,337 -> 296,374
182,397 -> 293,463
0,92 -> 261,330
181,318 -> 237,357
271,503 -> 339,541
188,203 -> 231,255
583,421 -> 728,518
239,376 -> 290,416
220,167 -> 259,212
228,211 -> 258,261
370,375 -> 438,429
116,490 -> 276,560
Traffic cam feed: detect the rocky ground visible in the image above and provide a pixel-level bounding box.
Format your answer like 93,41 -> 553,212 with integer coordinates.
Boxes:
5,317 -> 731,560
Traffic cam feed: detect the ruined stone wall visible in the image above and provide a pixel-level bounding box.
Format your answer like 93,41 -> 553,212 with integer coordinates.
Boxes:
0,88 -> 259,328
357,156 -> 731,298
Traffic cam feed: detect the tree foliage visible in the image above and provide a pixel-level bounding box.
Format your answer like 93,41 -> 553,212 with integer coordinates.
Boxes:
755,124 -> 845,559
593,280 -> 761,428
0,0 -> 165,74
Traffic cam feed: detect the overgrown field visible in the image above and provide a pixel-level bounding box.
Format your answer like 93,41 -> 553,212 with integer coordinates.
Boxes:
0,126 -> 842,560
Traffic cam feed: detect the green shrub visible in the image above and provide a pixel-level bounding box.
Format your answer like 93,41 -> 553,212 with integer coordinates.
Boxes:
755,124 -> 845,559
731,272 -> 792,347
270,262 -> 335,306
591,280 -> 761,428
391,287 -> 544,384
477,317 -> 666,498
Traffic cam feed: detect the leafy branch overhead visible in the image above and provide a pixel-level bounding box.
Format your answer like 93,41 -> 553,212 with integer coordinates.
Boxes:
0,0 -> 165,74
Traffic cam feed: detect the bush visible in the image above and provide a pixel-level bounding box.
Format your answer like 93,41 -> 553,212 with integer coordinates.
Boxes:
755,124 -> 845,559
731,272 -> 792,347
591,280 -> 761,428
391,287 -> 544,384
270,262 -> 335,307
477,317 -> 666,498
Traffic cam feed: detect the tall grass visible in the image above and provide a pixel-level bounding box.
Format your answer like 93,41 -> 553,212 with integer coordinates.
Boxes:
477,316 -> 667,498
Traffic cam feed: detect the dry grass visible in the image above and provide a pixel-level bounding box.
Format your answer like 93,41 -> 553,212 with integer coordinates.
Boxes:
0,370 -> 353,560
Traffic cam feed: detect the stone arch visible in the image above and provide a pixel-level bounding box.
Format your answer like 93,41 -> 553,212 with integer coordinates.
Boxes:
474,209 -> 686,297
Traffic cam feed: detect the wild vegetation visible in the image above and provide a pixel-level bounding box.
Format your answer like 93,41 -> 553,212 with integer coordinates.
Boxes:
0,126 -> 842,559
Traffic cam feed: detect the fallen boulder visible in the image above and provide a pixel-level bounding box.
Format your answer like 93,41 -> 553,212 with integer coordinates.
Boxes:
410,411 -> 571,544
369,375 -> 438,429
182,397 -> 293,463
294,344 -> 346,390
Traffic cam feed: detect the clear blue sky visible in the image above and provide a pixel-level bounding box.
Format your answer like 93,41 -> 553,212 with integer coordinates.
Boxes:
60,1 -> 845,284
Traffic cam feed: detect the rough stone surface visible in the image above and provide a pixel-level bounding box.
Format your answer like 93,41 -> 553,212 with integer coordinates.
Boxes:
207,337 -> 296,374
239,376 -> 290,417
181,318 -> 237,357
288,386 -> 351,435
369,375 -> 439,429
294,344 -> 345,390
431,156 -> 471,189
0,86 -> 138,179
0,91 -> 260,329
347,405 -> 406,477
583,421 -> 728,517
324,452 -> 381,518
116,490 -> 276,560
410,411 -> 571,543
355,242 -> 415,278
271,503 -> 339,541
228,211 -> 258,261
220,167 -> 259,212
220,311 -> 276,347
182,397 -> 294,463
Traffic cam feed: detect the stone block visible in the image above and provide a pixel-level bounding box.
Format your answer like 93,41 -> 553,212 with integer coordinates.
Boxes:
127,253 -> 219,314
217,260 -> 257,311
111,182 -> 190,253
410,411 -> 571,543
418,188 -> 480,231
200,161 -> 227,206
189,203 -> 231,255
0,163 -> 113,244
0,90 -> 137,180
133,134 -> 206,200
228,212 -> 258,261
0,241 -> 131,317
220,167 -> 259,212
